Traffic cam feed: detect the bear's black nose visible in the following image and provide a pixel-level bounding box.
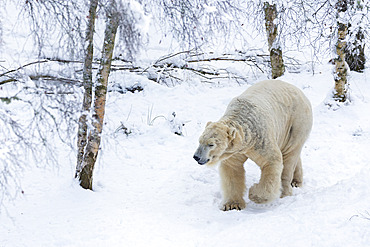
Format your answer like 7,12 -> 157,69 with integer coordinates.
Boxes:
193,155 -> 200,162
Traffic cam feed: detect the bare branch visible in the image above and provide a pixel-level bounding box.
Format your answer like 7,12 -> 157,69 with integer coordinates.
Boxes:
0,60 -> 49,78
0,49 -> 305,88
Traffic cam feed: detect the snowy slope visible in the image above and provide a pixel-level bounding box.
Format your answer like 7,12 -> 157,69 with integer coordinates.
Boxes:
1,65 -> 370,247
2,1 -> 370,246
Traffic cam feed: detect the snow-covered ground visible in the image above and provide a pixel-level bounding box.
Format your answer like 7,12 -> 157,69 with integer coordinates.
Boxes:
1,64 -> 370,246
1,2 -> 370,246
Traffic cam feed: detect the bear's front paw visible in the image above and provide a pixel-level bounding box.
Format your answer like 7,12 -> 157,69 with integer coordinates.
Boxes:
222,200 -> 246,211
248,183 -> 280,204
291,179 -> 302,188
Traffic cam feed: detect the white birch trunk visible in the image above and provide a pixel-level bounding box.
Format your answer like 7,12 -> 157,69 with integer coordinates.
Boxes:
333,0 -> 349,102
76,0 -> 99,178
264,2 -> 285,79
77,0 -> 119,189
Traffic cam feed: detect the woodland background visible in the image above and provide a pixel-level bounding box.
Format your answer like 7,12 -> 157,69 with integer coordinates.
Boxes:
1,1 -> 370,246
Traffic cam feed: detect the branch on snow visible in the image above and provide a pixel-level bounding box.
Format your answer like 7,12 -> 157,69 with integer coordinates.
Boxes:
0,51 -> 303,87
130,50 -> 272,84
29,75 -> 82,85
0,74 -> 82,86
0,58 -> 82,86
0,59 -> 50,78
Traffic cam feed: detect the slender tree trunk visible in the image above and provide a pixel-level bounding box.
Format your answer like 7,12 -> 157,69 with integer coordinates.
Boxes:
333,0 -> 349,102
76,0 -> 99,178
264,2 -> 285,79
77,0 -> 119,190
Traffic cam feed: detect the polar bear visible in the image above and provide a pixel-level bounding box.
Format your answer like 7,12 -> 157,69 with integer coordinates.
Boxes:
193,80 -> 312,211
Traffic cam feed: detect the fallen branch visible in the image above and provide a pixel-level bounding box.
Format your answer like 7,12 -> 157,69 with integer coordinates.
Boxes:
0,50 -> 303,87
0,60 -> 49,78
0,75 -> 81,86
29,75 -> 82,85
0,78 -> 16,85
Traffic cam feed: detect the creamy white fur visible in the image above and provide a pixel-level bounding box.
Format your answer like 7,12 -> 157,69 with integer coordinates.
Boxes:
194,80 -> 313,210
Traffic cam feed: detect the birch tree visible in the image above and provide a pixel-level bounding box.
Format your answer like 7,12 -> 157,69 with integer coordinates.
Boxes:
333,0 -> 350,102
263,2 -> 285,79
75,0 -> 119,189
75,0 -> 99,183
75,0 -> 144,190
292,0 -> 369,101
332,0 -> 370,101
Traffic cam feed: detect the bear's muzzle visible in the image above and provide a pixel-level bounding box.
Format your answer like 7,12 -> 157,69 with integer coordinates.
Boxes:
193,155 -> 209,165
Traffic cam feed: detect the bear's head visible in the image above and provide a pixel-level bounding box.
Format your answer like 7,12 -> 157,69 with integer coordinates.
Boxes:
193,121 -> 241,166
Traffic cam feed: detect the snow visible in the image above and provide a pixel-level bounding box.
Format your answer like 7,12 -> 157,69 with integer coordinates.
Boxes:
1,2 -> 370,247
2,66 -> 370,246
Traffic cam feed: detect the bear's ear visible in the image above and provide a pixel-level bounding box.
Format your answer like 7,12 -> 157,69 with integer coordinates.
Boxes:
206,121 -> 213,127
227,126 -> 242,148
227,127 -> 237,141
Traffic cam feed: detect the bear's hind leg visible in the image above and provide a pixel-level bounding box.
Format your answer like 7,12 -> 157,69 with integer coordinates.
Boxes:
219,154 -> 247,211
291,157 -> 303,187
281,153 -> 300,198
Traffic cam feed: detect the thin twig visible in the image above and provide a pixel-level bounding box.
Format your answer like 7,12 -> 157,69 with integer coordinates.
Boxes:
154,50 -> 192,64
0,60 -> 49,77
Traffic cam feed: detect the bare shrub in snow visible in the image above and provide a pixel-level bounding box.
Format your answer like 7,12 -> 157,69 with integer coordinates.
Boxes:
0,79 -> 81,214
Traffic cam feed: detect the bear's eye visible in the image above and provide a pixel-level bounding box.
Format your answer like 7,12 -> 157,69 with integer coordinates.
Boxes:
208,144 -> 214,147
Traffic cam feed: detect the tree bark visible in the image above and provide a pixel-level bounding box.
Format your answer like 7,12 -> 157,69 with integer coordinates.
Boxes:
76,0 -> 99,178
77,0 -> 119,189
264,2 -> 285,79
75,0 -> 99,177
333,0 -> 349,102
